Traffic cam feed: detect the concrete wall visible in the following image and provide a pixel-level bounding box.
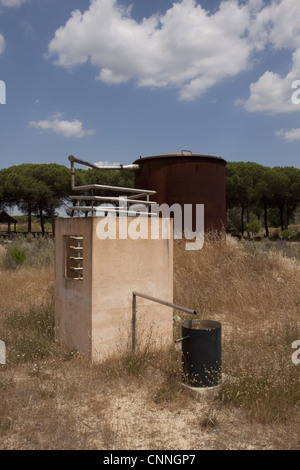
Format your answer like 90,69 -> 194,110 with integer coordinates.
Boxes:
55,216 -> 173,363
55,217 -> 93,357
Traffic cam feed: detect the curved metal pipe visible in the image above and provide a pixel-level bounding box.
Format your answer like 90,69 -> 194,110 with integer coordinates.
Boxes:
68,155 -> 139,171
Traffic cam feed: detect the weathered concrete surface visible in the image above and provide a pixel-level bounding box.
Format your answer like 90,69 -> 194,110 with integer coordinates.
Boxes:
55,216 -> 173,362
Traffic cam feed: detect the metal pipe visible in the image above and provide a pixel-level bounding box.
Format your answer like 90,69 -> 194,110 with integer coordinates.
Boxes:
70,183 -> 156,195
174,335 -> 190,343
68,154 -> 156,219
131,292 -> 196,352
68,206 -> 156,217
69,155 -> 100,169
69,195 -> 156,205
132,293 -> 137,351
127,193 -> 152,200
68,155 -> 139,171
132,291 -> 197,316
70,159 -> 75,189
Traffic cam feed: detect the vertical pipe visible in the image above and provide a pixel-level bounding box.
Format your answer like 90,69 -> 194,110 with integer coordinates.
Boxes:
132,293 -> 137,352
70,159 -> 75,189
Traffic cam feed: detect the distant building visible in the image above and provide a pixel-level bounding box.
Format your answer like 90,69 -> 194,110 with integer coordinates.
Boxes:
0,211 -> 18,233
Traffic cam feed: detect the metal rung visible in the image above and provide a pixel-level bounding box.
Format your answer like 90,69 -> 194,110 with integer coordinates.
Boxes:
71,184 -> 156,195
68,206 -> 154,216
70,256 -> 83,261
69,267 -> 83,271
69,206 -> 97,211
70,246 -> 83,251
127,193 -> 152,200
69,195 -> 155,205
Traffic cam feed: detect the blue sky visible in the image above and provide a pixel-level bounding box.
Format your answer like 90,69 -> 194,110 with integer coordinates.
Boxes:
0,0 -> 300,172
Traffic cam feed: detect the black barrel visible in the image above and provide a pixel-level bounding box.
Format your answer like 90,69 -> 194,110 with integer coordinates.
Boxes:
181,319 -> 222,388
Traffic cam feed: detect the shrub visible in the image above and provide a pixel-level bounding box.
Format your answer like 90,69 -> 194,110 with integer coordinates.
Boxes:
2,246 -> 26,270
280,229 -> 293,240
245,219 -> 262,236
0,235 -> 54,270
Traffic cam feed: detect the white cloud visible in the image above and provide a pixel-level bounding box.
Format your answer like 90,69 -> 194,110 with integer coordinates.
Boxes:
238,0 -> 300,114
46,0 -> 300,108
258,0 -> 300,51
47,0 -> 263,102
275,128 -> 300,141
236,70 -> 298,114
0,0 -> 27,6
237,51 -> 300,114
0,33 -> 5,54
30,115 -> 95,138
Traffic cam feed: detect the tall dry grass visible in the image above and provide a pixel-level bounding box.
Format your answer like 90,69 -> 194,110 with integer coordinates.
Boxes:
174,233 -> 300,424
174,234 -> 300,322
0,234 -> 54,270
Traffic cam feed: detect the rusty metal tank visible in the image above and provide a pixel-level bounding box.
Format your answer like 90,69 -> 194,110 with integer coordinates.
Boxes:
132,151 -> 227,233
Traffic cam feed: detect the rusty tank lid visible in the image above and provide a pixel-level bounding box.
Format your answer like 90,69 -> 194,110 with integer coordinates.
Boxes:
133,150 -> 227,164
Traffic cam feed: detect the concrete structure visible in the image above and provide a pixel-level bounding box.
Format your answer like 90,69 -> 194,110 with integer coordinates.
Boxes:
55,216 -> 173,362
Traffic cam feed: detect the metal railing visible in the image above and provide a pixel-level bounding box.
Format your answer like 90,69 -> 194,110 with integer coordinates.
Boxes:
68,155 -> 156,217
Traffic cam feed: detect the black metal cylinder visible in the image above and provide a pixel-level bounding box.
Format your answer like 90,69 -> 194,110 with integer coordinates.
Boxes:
181,319 -> 222,388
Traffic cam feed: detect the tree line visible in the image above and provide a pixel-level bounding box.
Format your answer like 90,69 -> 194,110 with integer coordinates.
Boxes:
0,163 -> 134,235
1,161 -> 300,237
226,161 -> 300,237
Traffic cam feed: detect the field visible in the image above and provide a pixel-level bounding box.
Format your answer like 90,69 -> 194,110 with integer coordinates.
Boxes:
0,233 -> 299,450
0,215 -> 52,234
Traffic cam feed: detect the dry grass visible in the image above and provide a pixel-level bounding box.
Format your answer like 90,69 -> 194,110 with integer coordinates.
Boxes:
174,234 -> 300,322
174,234 -> 300,428
0,234 -> 300,450
0,216 -> 52,234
